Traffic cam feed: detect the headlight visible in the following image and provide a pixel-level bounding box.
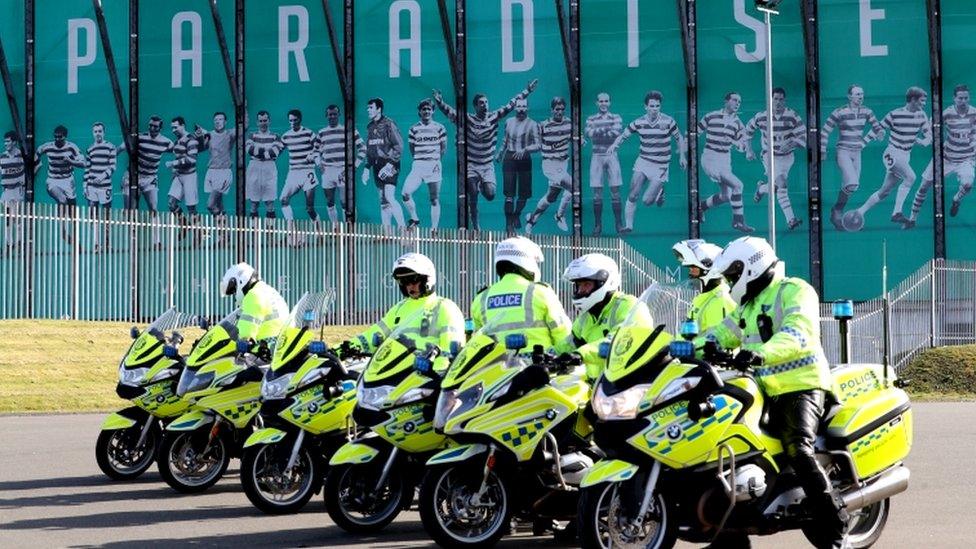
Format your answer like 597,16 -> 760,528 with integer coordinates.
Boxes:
651,376 -> 701,407
149,367 -> 180,383
262,372 -> 294,400
177,370 -> 215,398
433,389 -> 458,430
394,387 -> 435,406
119,366 -> 149,386
592,383 -> 651,421
356,383 -> 394,411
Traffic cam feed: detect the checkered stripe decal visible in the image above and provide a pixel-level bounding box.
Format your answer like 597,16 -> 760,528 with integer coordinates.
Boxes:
643,398 -> 741,455
501,421 -> 546,447
224,401 -> 261,421
850,424 -> 890,454
755,355 -> 817,377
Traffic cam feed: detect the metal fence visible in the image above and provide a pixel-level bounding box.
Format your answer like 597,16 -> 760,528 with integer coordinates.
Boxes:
3,204 -> 972,372
818,259 -> 976,372
0,202 -> 672,324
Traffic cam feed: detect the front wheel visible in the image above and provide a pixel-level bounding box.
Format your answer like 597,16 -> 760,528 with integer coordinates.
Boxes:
323,462 -> 410,533
578,482 -> 675,549
418,464 -> 512,549
95,424 -> 159,480
241,443 -> 320,514
157,430 -> 230,493
802,498 -> 890,549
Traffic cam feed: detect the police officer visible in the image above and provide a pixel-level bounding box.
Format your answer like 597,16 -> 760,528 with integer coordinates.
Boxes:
471,236 -> 573,353
696,237 -> 847,549
339,253 -> 464,367
672,239 -> 736,332
220,262 -> 289,350
562,253 -> 652,380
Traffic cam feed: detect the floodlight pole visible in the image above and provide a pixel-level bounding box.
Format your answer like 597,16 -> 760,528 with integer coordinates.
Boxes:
759,4 -> 778,252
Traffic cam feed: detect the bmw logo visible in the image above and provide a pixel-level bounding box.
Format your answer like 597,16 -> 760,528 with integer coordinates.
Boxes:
403,421 -> 416,433
307,403 -> 319,414
156,395 -> 165,403
666,424 -> 682,441
545,409 -> 557,421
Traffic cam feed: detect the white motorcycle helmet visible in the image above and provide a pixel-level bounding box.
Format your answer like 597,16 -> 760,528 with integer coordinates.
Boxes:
672,239 -> 723,279
391,252 -> 437,297
562,253 -> 621,312
711,237 -> 778,305
494,236 -> 544,282
220,262 -> 257,302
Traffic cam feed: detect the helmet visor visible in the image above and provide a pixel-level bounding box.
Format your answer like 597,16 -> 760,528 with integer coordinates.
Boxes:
571,279 -> 598,300
224,278 -> 237,296
394,272 -> 426,286
722,260 -> 745,287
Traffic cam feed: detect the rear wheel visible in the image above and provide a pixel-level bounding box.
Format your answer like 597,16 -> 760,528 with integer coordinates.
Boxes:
418,464 -> 511,549
241,443 -> 319,514
802,498 -> 890,549
95,424 -> 158,480
324,462 -> 409,533
157,430 -> 230,493
578,482 -> 675,549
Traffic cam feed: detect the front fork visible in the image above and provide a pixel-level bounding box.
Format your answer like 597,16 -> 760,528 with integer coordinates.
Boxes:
470,445 -> 497,506
618,461 -> 662,526
374,446 -> 400,493
135,416 -> 155,448
285,430 -> 306,472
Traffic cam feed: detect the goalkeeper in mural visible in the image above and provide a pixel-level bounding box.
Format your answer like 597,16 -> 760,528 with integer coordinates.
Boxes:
432,78 -> 539,231
743,87 -> 806,230
698,92 -> 753,233
362,97 -> 406,231
820,84 -> 885,230
903,84 -> 976,229
607,90 -> 687,235
842,86 -> 931,232
402,99 -> 447,231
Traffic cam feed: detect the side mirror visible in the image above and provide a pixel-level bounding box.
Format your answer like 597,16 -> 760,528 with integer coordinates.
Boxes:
129,326 -> 140,340
198,316 -> 211,330
170,331 -> 184,346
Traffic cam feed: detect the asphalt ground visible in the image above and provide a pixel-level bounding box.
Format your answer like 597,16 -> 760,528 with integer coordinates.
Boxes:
0,402 -> 972,548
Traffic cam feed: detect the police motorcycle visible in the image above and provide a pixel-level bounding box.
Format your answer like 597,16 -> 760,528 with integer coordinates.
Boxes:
240,291 -> 365,514
418,318 -> 597,548
96,308 -> 195,480
156,308 -> 267,493
576,287 -> 913,549
323,307 -> 453,533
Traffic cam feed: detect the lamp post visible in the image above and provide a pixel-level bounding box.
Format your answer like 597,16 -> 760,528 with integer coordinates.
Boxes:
756,0 -> 781,251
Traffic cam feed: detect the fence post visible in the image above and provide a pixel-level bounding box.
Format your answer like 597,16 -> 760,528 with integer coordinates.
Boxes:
929,259 -> 936,348
72,206 -> 80,320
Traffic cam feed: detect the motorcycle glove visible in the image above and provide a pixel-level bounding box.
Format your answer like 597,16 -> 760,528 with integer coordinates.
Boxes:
732,350 -> 764,372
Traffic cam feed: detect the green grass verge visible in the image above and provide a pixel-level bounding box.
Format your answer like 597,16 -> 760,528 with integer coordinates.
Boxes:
2,320 -> 971,413
0,320 -> 363,414
902,345 -> 976,401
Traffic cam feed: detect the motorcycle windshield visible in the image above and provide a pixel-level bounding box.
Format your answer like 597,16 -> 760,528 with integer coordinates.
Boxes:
272,291 -> 336,372
185,308 -> 241,367
124,308 -> 194,367
441,315 -> 511,389
362,306 -> 429,383
623,280 -> 699,335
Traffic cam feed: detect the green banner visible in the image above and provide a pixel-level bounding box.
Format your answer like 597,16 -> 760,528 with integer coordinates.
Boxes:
34,0 -> 128,208
0,0 -> 24,149
580,0 -> 687,274
464,0 -> 570,234
138,0 -> 236,215
698,0 -> 810,284
245,0 -> 342,223
354,0 -> 457,231
942,0 -> 976,260
819,0 -> 932,299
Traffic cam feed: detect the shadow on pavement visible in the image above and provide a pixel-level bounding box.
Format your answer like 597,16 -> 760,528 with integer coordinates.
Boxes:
0,483 -> 244,509
0,473 -> 162,492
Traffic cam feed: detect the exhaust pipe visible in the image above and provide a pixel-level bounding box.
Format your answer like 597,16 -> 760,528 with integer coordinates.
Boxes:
842,466 -> 910,511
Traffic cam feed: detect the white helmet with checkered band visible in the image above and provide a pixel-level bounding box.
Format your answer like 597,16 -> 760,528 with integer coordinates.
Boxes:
711,236 -> 778,305
494,236 -> 544,282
